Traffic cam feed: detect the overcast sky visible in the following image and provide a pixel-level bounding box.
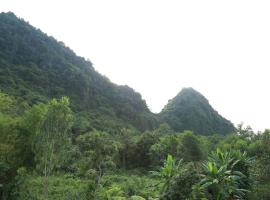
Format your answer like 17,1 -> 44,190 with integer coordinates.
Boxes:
1,0 -> 270,131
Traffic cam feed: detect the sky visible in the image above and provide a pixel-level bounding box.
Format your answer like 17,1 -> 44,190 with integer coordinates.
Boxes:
1,0 -> 270,131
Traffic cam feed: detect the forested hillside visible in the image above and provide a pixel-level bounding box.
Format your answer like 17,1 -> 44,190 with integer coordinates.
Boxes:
1,12 -> 270,200
0,12 -> 234,135
160,88 -> 235,135
0,12 -> 157,133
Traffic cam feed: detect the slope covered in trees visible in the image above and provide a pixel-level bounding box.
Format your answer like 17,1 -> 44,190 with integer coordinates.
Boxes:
160,88 -> 235,135
0,12 -> 157,133
0,12 -> 235,136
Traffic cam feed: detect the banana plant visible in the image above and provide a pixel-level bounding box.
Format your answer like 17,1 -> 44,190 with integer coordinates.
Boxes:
151,154 -> 182,196
198,149 -> 252,200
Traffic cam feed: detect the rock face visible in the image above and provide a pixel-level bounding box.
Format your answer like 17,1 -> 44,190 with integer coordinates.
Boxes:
160,88 -> 235,135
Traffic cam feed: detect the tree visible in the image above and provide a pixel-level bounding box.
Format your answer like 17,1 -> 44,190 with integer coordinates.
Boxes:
153,123 -> 174,135
133,131 -> 159,168
178,131 -> 203,162
75,130 -> 119,183
0,92 -> 14,114
32,97 -> 73,177
236,123 -> 254,139
27,97 -> 74,199
0,92 -> 30,200
118,128 -> 134,170
149,135 -> 179,166
252,130 -> 270,182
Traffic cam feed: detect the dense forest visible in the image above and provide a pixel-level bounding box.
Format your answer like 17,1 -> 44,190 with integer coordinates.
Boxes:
1,12 -> 270,200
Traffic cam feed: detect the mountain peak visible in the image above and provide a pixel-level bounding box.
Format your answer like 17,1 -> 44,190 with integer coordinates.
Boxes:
181,87 -> 201,94
176,87 -> 208,100
160,88 -> 235,135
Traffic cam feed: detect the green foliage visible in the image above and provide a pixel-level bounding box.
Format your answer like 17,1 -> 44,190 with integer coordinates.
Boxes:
252,130 -> 270,182
75,130 -> 119,179
160,163 -> 200,200
31,97 -> 73,176
150,134 -> 179,166
160,88 -> 235,135
13,174 -> 91,200
179,131 -> 204,162
0,12 -> 238,136
104,185 -> 126,200
0,12 -> 157,133
131,131 -> 159,168
117,128 -> 136,169
217,134 -> 249,152
0,91 -> 268,200
196,149 -> 253,200
160,155 -> 180,180
94,173 -> 160,199
0,92 -> 32,199
152,154 -> 182,198
248,182 -> 270,200
0,92 -> 15,114
1,12 -> 270,200
236,123 -> 254,138
130,196 -> 146,200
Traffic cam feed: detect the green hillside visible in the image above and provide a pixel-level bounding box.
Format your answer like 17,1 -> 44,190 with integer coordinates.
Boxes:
0,12 -> 157,133
160,88 -> 235,135
0,12 -> 234,135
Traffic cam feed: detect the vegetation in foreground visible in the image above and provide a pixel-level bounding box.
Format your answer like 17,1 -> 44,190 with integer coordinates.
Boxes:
1,91 -> 270,200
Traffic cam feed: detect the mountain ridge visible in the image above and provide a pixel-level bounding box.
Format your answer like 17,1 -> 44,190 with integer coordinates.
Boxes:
0,11 -> 157,133
0,12 -> 234,135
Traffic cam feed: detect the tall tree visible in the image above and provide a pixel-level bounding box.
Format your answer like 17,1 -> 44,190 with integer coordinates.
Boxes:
75,130 -> 119,183
32,97 -> 73,176
178,131 -> 203,162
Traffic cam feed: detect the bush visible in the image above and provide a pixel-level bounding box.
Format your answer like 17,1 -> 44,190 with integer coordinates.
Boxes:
97,173 -> 160,199
160,163 -> 200,200
12,175 -> 92,200
248,182 -> 270,200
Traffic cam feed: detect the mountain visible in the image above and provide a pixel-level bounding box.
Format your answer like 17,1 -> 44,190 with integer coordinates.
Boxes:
0,12 -> 157,133
0,12 -> 234,135
160,88 -> 235,135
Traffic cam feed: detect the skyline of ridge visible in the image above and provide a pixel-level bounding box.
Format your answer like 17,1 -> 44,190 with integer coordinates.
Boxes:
1,3 -> 269,132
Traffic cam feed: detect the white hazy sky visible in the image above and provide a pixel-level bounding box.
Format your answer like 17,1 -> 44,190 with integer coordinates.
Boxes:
1,0 -> 270,131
